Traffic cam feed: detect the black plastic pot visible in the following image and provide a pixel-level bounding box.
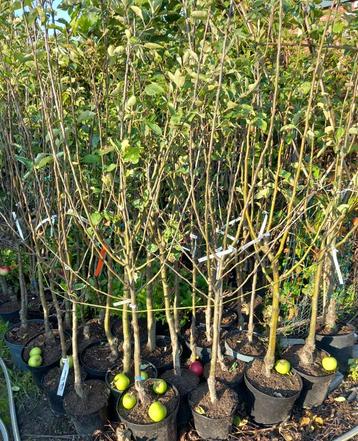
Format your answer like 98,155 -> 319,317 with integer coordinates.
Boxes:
117,384 -> 180,441
189,384 -> 238,440
244,372 -> 302,425
224,330 -> 265,363
64,380 -> 109,439
293,366 -> 335,409
4,319 -> 45,371
105,361 -> 158,421
80,340 -> 120,380
0,303 -> 20,323
184,337 -> 211,364
316,329 -> 356,373
151,335 -> 183,374
160,368 -> 199,429
21,331 -> 69,388
41,367 -> 87,417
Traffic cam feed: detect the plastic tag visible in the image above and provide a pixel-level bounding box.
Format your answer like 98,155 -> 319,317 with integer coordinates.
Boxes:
57,358 -> 70,396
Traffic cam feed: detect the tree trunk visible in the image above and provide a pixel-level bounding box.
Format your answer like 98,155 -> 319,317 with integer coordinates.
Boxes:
247,261 -> 259,344
50,278 -> 67,359
122,271 -> 132,374
72,299 -> 84,399
263,261 -> 280,377
104,258 -> 118,360
146,258 -> 156,352
18,247 -> 28,330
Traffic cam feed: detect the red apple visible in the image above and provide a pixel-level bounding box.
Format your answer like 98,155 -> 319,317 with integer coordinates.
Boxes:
0,266 -> 10,276
189,360 -> 204,377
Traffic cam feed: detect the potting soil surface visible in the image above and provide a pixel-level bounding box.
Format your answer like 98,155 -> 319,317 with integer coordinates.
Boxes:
141,337 -> 173,368
82,342 -> 120,370
284,345 -> 334,377
190,381 -> 237,418
316,324 -> 355,336
226,331 -> 266,356
64,379 -> 108,416
23,332 -> 64,365
203,357 -> 245,384
5,322 -> 45,344
161,368 -> 199,395
246,359 -> 301,398
118,379 -> 179,423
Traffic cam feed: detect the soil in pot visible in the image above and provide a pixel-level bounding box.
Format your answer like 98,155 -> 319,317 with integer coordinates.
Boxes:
284,345 -> 335,408
195,309 -> 237,329
5,320 -> 46,370
203,356 -> 245,388
189,381 -> 238,440
81,340 -> 121,379
117,379 -> 179,441
225,330 -> 266,362
184,327 -> 224,363
244,359 -> 302,425
161,368 -> 199,428
78,319 -> 106,350
141,335 -> 182,372
63,379 -> 109,438
316,324 -> 356,373
42,366 -> 86,416
22,330 -> 70,386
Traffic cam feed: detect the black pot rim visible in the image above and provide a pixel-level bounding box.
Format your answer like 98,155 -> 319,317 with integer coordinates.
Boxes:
244,370 -> 303,401
80,339 -> 116,376
189,384 -> 238,421
105,360 -> 158,393
316,329 -> 356,339
288,347 -> 337,380
116,382 -> 179,428
21,330 -> 69,370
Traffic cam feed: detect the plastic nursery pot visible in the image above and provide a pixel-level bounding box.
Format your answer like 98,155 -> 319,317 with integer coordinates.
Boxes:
41,367 -> 87,417
160,368 -> 200,429
189,383 -> 238,440
105,360 -> 158,421
244,371 -> 302,425
151,335 -> 183,375
80,340 -> 120,380
64,379 -> 109,439
184,336 -> 211,364
0,302 -> 20,323
117,384 -> 180,441
316,328 -> 356,373
293,366 -> 335,409
4,319 -> 45,371
224,330 -> 265,363
21,330 -> 70,388
203,357 -> 245,392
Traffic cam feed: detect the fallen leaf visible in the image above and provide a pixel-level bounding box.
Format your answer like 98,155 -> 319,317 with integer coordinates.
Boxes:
300,416 -> 311,427
314,416 -> 324,425
194,405 -> 205,415
334,396 -> 346,402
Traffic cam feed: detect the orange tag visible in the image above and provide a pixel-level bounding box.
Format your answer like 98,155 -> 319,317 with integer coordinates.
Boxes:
94,246 -> 107,277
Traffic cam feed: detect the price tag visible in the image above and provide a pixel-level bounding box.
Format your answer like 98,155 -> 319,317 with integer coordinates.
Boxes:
57,358 -> 70,396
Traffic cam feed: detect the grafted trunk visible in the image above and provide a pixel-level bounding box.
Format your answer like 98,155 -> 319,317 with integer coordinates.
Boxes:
146,258 -> 156,352
104,258 -> 118,361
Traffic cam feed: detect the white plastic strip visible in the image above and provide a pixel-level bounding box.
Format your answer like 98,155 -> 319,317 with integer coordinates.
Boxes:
198,245 -> 235,263
113,299 -> 131,307
331,247 -> 344,285
57,358 -> 70,396
35,215 -> 57,231
12,212 -> 24,240
240,212 -> 269,252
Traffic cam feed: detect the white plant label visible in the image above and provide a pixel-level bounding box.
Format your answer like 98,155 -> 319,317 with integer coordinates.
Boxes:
57,358 -> 70,397
12,211 -> 24,240
113,299 -> 131,307
331,247 -> 344,285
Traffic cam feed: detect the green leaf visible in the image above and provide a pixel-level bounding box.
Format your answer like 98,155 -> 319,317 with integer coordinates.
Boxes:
299,82 -> 311,95
78,110 -> 96,123
333,21 -> 345,34
126,95 -> 137,109
191,10 -> 208,19
335,127 -> 345,141
254,117 -> 267,133
82,154 -> 101,164
130,5 -> 144,21
123,146 -> 141,164
146,122 -> 162,136
144,42 -> 163,50
90,212 -> 102,226
73,283 -> 86,291
195,406 -> 206,415
104,163 -> 117,173
15,155 -> 32,169
144,83 -> 165,96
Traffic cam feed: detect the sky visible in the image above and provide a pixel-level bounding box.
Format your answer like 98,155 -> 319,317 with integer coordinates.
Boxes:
52,0 -> 70,22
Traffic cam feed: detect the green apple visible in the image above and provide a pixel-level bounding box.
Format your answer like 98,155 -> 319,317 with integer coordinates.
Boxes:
148,401 -> 167,422
121,392 -> 137,410
60,355 -> 74,369
152,379 -> 167,395
322,356 -> 337,372
140,370 -> 149,380
113,373 -> 130,391
28,355 -> 42,367
274,359 -> 291,375
29,347 -> 42,357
